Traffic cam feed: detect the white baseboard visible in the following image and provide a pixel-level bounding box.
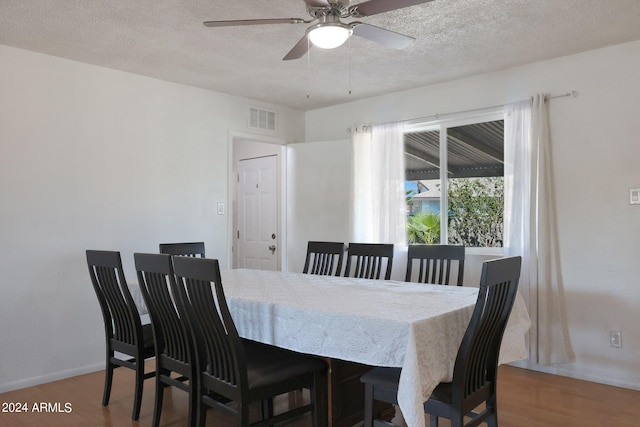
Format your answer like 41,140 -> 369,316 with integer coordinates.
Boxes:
508,360 -> 640,392
0,362 -> 104,394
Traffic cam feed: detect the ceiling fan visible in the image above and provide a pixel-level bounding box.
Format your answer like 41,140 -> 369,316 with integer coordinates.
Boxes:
203,0 -> 434,60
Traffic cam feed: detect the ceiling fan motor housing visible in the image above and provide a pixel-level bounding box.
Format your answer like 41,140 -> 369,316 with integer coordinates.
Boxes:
306,0 -> 350,19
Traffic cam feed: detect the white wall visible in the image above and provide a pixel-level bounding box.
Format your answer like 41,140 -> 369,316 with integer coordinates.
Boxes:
302,40 -> 640,390
286,140 -> 352,273
0,44 -> 304,391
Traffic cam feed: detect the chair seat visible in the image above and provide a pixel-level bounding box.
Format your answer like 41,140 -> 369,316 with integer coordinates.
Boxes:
111,323 -> 155,357
428,382 -> 453,404
360,367 -> 458,404
244,340 -> 326,391
360,367 -> 401,392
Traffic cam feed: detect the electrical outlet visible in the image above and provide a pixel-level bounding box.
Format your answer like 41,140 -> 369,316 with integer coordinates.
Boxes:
610,331 -> 623,348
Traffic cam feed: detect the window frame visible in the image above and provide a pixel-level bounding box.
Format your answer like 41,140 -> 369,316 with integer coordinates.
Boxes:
404,107 -> 505,253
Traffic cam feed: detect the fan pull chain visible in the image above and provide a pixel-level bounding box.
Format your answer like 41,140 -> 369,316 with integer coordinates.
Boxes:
306,37 -> 311,99
348,36 -> 352,96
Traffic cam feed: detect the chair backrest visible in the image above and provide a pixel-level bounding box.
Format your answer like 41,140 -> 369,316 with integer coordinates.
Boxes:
302,241 -> 346,276
452,256 -> 521,403
134,253 -> 192,367
159,242 -> 205,258
172,256 -> 247,397
86,250 -> 144,351
405,244 -> 465,285
344,243 -> 394,280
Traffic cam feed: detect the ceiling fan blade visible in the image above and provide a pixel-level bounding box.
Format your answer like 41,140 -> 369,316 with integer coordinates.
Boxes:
352,23 -> 415,49
203,18 -> 308,27
303,0 -> 331,7
283,34 -> 311,61
351,0 -> 434,17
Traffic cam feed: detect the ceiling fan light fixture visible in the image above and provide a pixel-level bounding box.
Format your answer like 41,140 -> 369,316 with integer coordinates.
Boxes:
308,23 -> 352,49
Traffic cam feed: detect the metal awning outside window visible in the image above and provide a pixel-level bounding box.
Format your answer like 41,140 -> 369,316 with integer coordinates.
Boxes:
405,120 -> 504,180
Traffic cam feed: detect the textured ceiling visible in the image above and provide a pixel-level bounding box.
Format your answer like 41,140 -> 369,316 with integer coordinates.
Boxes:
2,0 -> 640,111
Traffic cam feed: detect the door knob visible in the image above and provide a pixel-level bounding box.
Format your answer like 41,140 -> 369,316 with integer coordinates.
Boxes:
268,245 -> 276,254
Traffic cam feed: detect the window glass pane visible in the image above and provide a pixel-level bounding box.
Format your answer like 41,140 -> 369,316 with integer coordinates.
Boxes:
446,120 -> 504,247
405,128 -> 441,244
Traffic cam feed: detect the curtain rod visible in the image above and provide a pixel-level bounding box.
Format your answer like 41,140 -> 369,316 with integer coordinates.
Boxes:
348,90 -> 579,133
546,90 -> 579,101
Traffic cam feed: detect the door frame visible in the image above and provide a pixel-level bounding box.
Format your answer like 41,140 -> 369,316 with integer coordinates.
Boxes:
227,131 -> 288,271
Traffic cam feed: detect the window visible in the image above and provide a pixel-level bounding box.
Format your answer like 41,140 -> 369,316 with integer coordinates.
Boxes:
404,111 -> 504,248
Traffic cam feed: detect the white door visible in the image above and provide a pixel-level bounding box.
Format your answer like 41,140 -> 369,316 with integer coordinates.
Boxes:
237,155 -> 279,270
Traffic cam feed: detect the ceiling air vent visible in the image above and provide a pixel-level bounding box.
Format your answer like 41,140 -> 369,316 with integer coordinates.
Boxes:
248,107 -> 277,131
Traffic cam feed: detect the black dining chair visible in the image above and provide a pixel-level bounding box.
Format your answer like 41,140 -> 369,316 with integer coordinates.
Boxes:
303,241 -> 346,276
172,256 -> 328,427
344,243 -> 394,280
361,256 -> 522,427
159,242 -> 206,258
86,250 -> 155,421
405,244 -> 465,285
134,253 -> 198,427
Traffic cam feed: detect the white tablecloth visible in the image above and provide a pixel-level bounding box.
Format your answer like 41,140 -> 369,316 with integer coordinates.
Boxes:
220,269 -> 530,427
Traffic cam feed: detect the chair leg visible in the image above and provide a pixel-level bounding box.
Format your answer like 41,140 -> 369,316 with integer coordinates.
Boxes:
196,391 -> 207,427
132,359 -> 145,420
259,400 -> 267,420
238,402 -> 250,427
258,398 -> 275,427
313,370 -> 328,427
102,360 -> 114,407
267,398 -> 275,425
309,386 -> 318,427
187,387 -> 198,427
486,393 -> 498,427
450,413 -> 464,427
363,382 -> 374,427
152,378 -> 165,427
429,414 -> 438,427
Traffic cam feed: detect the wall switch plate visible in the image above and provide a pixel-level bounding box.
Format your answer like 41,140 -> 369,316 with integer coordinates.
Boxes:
630,188 -> 640,205
217,202 -> 225,215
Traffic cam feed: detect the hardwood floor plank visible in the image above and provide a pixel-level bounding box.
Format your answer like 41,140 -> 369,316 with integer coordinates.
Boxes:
497,365 -> 640,427
1,364 -> 638,426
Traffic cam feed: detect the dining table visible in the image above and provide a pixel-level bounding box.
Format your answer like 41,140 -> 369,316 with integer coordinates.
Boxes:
217,268 -> 531,427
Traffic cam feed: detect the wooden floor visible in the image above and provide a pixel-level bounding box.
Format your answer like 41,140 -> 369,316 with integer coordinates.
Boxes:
1,364 -> 639,427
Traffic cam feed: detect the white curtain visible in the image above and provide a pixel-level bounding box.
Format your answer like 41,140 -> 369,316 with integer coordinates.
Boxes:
350,122 -> 407,246
504,95 -> 573,365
